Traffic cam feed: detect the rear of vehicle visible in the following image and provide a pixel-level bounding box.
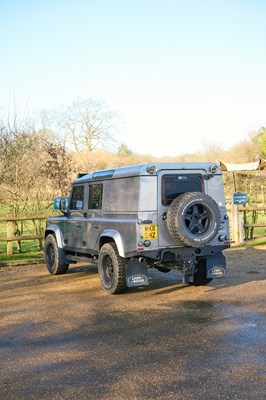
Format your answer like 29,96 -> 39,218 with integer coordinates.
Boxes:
129,163 -> 230,285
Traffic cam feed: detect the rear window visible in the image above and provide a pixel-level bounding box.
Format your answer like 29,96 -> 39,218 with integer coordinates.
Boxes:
88,184 -> 103,209
162,174 -> 203,205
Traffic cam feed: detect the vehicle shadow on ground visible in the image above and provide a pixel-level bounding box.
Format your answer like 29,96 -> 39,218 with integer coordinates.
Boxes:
62,246 -> 266,296
67,263 -> 98,275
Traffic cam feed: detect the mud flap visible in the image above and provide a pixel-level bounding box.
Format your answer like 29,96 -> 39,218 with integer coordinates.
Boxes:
126,259 -> 149,287
206,252 -> 226,278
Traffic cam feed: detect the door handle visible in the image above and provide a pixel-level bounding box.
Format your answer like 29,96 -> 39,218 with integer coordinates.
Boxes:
75,224 -> 81,229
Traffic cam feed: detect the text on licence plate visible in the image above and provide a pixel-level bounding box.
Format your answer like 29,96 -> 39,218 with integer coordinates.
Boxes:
142,224 -> 158,240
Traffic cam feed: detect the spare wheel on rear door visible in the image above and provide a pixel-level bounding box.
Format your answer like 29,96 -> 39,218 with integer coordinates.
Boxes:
166,192 -> 220,247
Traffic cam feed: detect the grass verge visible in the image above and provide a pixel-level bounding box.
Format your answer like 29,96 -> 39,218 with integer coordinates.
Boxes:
240,237 -> 266,247
0,252 -> 44,262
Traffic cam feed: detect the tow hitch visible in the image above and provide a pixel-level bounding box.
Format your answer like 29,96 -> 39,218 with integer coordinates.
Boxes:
181,259 -> 195,284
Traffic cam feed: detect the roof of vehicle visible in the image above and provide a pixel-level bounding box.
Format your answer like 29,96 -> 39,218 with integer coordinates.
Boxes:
74,162 -> 221,183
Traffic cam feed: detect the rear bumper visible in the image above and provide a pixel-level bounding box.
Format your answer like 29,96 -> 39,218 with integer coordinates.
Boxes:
131,244 -> 229,262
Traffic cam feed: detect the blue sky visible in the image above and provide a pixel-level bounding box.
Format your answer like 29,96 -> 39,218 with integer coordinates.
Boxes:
1,0 -> 266,156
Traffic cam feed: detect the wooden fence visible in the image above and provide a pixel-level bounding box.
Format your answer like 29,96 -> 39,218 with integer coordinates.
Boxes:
230,203 -> 266,243
0,215 -> 48,255
0,205 -> 265,255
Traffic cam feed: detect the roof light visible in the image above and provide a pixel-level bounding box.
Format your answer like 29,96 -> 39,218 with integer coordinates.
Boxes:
146,165 -> 157,174
210,165 -> 218,174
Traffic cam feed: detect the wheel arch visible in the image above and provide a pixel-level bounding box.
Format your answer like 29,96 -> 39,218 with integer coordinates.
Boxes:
45,224 -> 64,249
99,230 -> 125,257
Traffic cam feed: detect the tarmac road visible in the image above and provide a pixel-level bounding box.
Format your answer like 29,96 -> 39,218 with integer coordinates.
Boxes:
0,246 -> 265,400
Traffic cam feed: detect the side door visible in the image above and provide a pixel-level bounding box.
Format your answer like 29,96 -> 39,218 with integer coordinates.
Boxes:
83,183 -> 103,251
63,184 -> 87,251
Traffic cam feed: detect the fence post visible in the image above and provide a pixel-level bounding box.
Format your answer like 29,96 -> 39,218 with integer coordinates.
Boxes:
7,221 -> 13,255
231,201 -> 238,243
231,197 -> 245,244
238,211 -> 244,243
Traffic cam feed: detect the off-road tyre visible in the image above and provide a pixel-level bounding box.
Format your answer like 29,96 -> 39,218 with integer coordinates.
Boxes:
190,258 -> 213,286
98,242 -> 127,294
167,192 -> 220,247
44,234 -> 69,275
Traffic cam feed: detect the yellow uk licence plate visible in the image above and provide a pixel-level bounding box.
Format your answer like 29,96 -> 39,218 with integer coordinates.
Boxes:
142,224 -> 158,240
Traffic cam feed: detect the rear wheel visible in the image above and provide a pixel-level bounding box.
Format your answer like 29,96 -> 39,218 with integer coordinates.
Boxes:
44,234 -> 69,275
98,242 -> 127,294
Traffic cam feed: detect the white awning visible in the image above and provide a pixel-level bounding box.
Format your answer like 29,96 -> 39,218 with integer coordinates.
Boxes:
220,159 -> 266,171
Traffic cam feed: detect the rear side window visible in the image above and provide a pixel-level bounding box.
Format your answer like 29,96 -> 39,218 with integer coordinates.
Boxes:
88,184 -> 103,209
69,185 -> 84,210
162,174 -> 203,205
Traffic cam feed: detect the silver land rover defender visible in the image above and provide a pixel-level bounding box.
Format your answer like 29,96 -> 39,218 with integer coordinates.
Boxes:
44,162 -> 230,294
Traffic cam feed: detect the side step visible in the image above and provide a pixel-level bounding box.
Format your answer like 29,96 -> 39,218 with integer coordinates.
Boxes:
66,255 -> 98,264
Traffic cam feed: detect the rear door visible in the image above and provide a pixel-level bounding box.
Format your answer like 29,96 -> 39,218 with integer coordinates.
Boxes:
157,170 -> 204,247
83,183 -> 103,251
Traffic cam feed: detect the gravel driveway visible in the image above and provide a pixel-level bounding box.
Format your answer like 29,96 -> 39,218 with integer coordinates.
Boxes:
0,246 -> 265,400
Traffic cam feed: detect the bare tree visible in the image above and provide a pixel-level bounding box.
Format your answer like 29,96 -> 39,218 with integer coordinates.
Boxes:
0,104 -> 76,252
43,142 -> 74,195
50,97 -> 119,154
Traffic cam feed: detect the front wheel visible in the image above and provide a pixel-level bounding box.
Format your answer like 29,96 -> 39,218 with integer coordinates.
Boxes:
44,234 -> 69,275
98,242 -> 127,294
